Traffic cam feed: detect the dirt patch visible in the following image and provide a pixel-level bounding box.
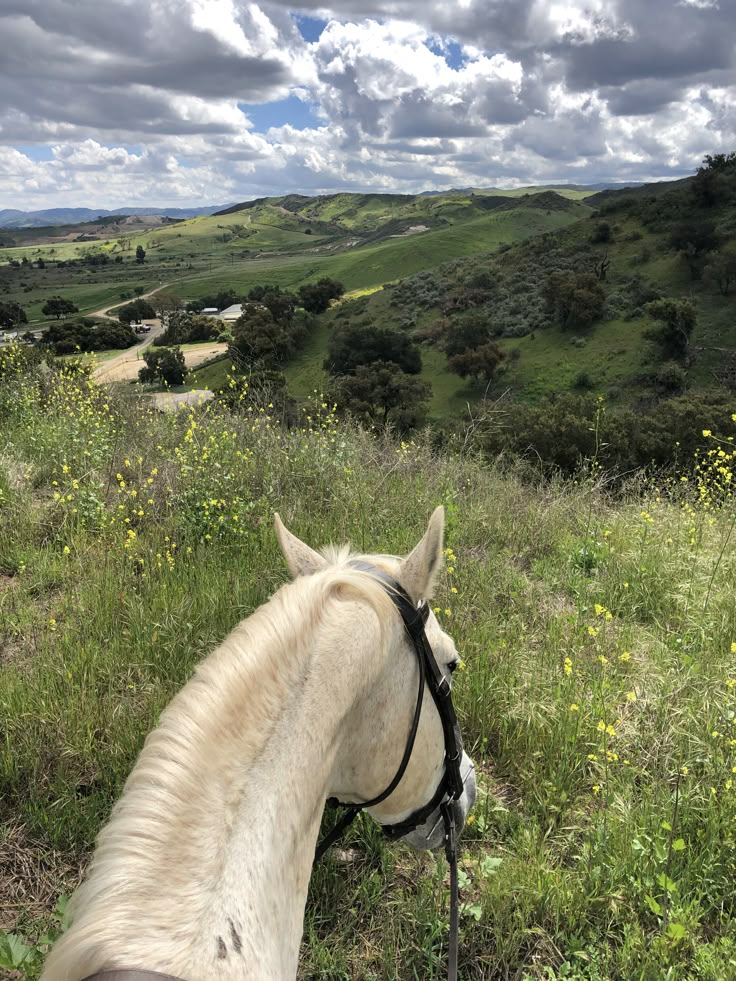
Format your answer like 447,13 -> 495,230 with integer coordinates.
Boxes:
95,342 -> 227,384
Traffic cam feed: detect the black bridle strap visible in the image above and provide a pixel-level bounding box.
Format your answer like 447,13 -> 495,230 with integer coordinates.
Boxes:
441,801 -> 459,981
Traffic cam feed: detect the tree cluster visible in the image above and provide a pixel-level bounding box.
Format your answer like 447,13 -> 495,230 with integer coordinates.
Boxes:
139,346 -> 186,386
41,319 -> 137,355
117,299 -> 156,325
230,287 -> 305,367
42,296 -> 80,319
156,311 -> 220,346
0,301 -> 27,329
298,277 -> 345,314
325,323 -> 429,427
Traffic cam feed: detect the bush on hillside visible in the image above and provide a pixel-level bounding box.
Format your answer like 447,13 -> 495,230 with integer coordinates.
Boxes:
139,346 -> 187,386
326,323 -> 422,376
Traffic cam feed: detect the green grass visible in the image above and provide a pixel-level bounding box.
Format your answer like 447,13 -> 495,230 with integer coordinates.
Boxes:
2,351 -> 736,978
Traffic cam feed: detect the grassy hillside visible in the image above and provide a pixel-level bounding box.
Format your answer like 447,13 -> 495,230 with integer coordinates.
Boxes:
0,191 -> 589,331
1,350 -> 736,978
302,166 -> 735,425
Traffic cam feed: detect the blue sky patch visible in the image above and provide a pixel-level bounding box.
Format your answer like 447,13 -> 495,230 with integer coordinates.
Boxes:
424,38 -> 466,70
17,145 -> 54,161
240,96 -> 322,132
294,15 -> 328,43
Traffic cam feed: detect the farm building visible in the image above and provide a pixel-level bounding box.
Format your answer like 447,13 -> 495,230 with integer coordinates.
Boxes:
219,304 -> 243,322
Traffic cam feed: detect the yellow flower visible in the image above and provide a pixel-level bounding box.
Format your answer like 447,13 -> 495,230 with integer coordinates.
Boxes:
681,766 -> 689,776
569,703 -> 579,712
619,651 -> 631,662
731,642 -> 736,654
588,626 -> 599,638
592,784 -> 601,795
63,545 -> 70,555
598,655 -> 608,666
626,690 -> 637,702
597,720 -> 606,732
702,429 -> 712,437
450,586 -> 458,594
594,603 -> 606,617
564,657 -> 573,676
444,609 -> 452,617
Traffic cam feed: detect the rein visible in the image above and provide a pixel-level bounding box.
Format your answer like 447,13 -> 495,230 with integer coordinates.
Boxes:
82,565 -> 465,981
314,562 -> 464,981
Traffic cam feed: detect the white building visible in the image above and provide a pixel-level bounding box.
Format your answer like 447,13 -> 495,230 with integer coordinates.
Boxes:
219,304 -> 243,322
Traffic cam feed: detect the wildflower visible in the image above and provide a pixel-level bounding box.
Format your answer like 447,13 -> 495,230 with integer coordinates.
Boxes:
569,703 -> 580,712
598,655 -> 608,666
594,603 -> 606,617
63,545 -> 70,555
597,720 -> 606,732
587,753 -> 598,761
48,617 -> 57,631
703,429 -> 712,437
731,642 -> 736,654
619,651 -> 631,662
444,609 -> 452,617
592,785 -> 601,795
712,730 -> 721,738
588,626 -> 599,638
681,766 -> 689,776
450,586 -> 458,594
564,657 -> 573,676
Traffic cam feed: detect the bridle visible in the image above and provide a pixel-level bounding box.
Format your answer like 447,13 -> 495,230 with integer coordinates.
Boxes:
82,564 -> 468,981
314,562 -> 467,981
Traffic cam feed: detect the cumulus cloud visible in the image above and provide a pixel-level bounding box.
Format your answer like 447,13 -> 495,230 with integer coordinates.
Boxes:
0,0 -> 734,208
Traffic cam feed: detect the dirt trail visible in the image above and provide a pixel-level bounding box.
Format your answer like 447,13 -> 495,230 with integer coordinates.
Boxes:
92,324 -> 163,381
91,281 -> 174,322
94,338 -> 227,383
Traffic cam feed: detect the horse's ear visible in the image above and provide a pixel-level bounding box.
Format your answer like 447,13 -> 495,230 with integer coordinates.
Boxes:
399,506 -> 445,603
274,513 -> 327,578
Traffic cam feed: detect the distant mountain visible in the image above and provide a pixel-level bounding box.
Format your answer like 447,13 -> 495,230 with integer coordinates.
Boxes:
0,205 -> 232,229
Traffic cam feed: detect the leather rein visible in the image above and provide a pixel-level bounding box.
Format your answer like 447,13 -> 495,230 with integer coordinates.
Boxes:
83,564 -> 466,981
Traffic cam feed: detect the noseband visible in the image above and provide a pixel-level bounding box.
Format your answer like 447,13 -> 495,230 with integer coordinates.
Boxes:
314,562 -> 466,981
82,564 -> 467,981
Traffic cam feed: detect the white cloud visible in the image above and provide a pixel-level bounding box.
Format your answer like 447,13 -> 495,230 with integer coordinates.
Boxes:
0,0 -> 733,208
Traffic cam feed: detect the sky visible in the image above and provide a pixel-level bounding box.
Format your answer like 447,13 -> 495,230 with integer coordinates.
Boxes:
0,0 -> 734,210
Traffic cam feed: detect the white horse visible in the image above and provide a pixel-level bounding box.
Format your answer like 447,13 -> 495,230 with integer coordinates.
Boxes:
42,507 -> 476,980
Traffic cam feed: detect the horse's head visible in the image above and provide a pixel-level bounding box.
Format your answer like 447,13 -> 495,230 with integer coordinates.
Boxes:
274,507 -> 476,852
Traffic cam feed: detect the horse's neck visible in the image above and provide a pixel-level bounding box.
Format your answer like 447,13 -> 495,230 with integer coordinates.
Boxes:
44,583 -> 376,981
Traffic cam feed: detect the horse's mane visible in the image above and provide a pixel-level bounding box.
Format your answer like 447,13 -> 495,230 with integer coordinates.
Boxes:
44,548 -> 398,979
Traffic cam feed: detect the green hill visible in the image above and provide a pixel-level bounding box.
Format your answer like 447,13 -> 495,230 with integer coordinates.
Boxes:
0,190 -> 590,326
272,163 -> 735,444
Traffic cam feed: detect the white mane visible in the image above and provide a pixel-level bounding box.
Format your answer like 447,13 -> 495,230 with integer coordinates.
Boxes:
44,551 -> 396,980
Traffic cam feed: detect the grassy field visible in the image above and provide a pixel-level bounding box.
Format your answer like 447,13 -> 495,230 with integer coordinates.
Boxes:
1,348 -> 736,978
